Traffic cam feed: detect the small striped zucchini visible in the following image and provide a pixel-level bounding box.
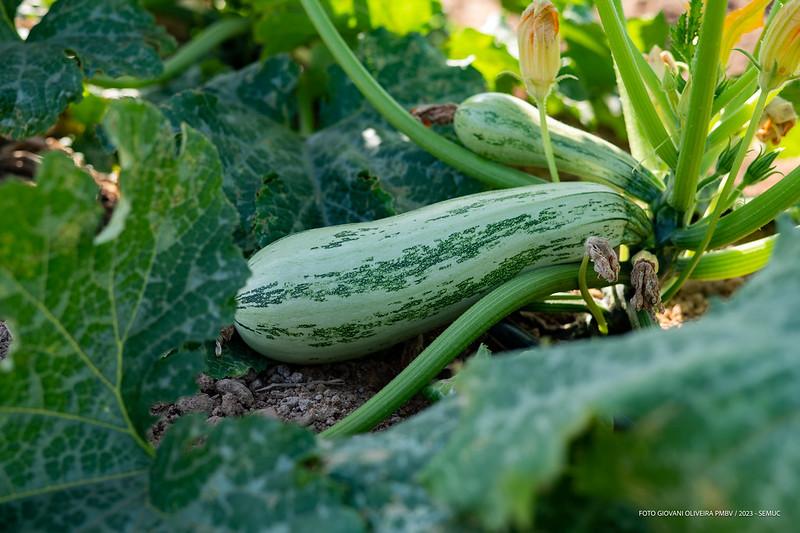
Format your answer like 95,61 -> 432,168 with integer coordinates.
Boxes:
455,92 -> 664,202
235,183 -> 651,363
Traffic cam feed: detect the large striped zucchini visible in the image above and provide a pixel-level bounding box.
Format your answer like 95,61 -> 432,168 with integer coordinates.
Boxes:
455,92 -> 665,202
235,183 -> 652,363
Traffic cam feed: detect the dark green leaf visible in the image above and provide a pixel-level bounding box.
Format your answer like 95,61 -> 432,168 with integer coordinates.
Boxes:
152,416 -> 366,532
165,33 -> 486,254
0,100 -> 248,527
0,0 -> 174,138
201,336 -> 269,380
419,224 -> 800,529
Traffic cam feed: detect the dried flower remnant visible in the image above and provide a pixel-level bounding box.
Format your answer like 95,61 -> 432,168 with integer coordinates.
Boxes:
757,96 -> 797,145
631,251 -> 663,313
585,236 -> 620,282
410,103 -> 458,126
758,0 -> 800,91
518,0 -> 561,101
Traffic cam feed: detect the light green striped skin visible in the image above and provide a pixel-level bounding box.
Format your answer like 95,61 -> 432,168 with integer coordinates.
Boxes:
455,92 -> 665,202
235,183 -> 652,363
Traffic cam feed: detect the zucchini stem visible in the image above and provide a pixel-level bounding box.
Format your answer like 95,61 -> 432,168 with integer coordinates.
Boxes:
537,98 -> 560,183
664,90 -> 770,301
669,0 -> 727,221
579,255 -> 608,334
322,264 -> 612,437
595,0 -> 678,168
299,0 -> 543,189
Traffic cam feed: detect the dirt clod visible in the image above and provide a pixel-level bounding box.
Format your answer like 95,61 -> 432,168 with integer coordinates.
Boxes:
176,393 -> 215,414
216,378 -> 254,406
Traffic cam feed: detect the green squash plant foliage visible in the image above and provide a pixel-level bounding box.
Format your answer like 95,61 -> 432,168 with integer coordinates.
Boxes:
1,0 -> 800,530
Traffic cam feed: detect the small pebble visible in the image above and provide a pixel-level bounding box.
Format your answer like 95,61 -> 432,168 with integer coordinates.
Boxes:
288,372 -> 304,384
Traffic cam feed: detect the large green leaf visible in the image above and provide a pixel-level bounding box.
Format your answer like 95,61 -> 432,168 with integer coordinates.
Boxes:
147,226 -> 800,532
152,416 -> 366,532
0,99 -> 248,528
419,225 -> 800,529
164,33 -> 486,254
0,0 -> 174,138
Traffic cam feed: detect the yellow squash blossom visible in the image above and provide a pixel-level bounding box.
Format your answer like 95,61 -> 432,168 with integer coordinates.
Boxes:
759,0 -> 800,90
720,0 -> 771,65
518,0 -> 561,101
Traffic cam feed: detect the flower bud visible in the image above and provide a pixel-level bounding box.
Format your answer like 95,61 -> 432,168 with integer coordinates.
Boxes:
758,0 -> 800,91
518,0 -> 561,101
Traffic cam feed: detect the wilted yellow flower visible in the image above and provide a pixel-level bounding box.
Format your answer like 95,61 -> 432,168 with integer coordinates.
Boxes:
757,96 -> 797,144
518,0 -> 561,101
759,0 -> 800,90
720,0 -> 771,66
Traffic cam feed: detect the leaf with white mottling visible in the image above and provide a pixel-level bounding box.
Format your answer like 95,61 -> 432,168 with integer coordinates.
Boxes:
0,0 -> 173,138
0,99 -> 248,528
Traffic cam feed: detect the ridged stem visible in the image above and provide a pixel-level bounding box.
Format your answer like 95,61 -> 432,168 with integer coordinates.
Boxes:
90,18 -> 251,88
578,255 -> 608,334
663,90 -> 770,301
537,98 -> 560,182
669,0 -> 727,220
300,0 -> 542,189
322,264 -> 608,437
595,0 -> 678,168
670,96 -> 800,253
678,233 -> 778,280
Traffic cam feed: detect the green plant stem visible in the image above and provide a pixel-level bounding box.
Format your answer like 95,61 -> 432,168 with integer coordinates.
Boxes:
712,67 -> 758,116
678,233 -> 779,280
90,17 -> 251,88
670,105 -> 800,252
663,90 -> 770,301
669,0 -> 727,220
322,264 -> 611,437
300,0 -> 542,189
634,309 -> 659,329
297,73 -> 314,136
525,298 -> 609,315
578,255 -> 608,334
537,98 -> 560,182
614,0 -> 678,138
595,0 -> 678,168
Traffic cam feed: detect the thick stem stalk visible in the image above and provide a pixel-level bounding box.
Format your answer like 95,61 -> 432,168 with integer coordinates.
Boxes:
663,90 -> 770,301
595,0 -> 678,168
669,0 -> 727,220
